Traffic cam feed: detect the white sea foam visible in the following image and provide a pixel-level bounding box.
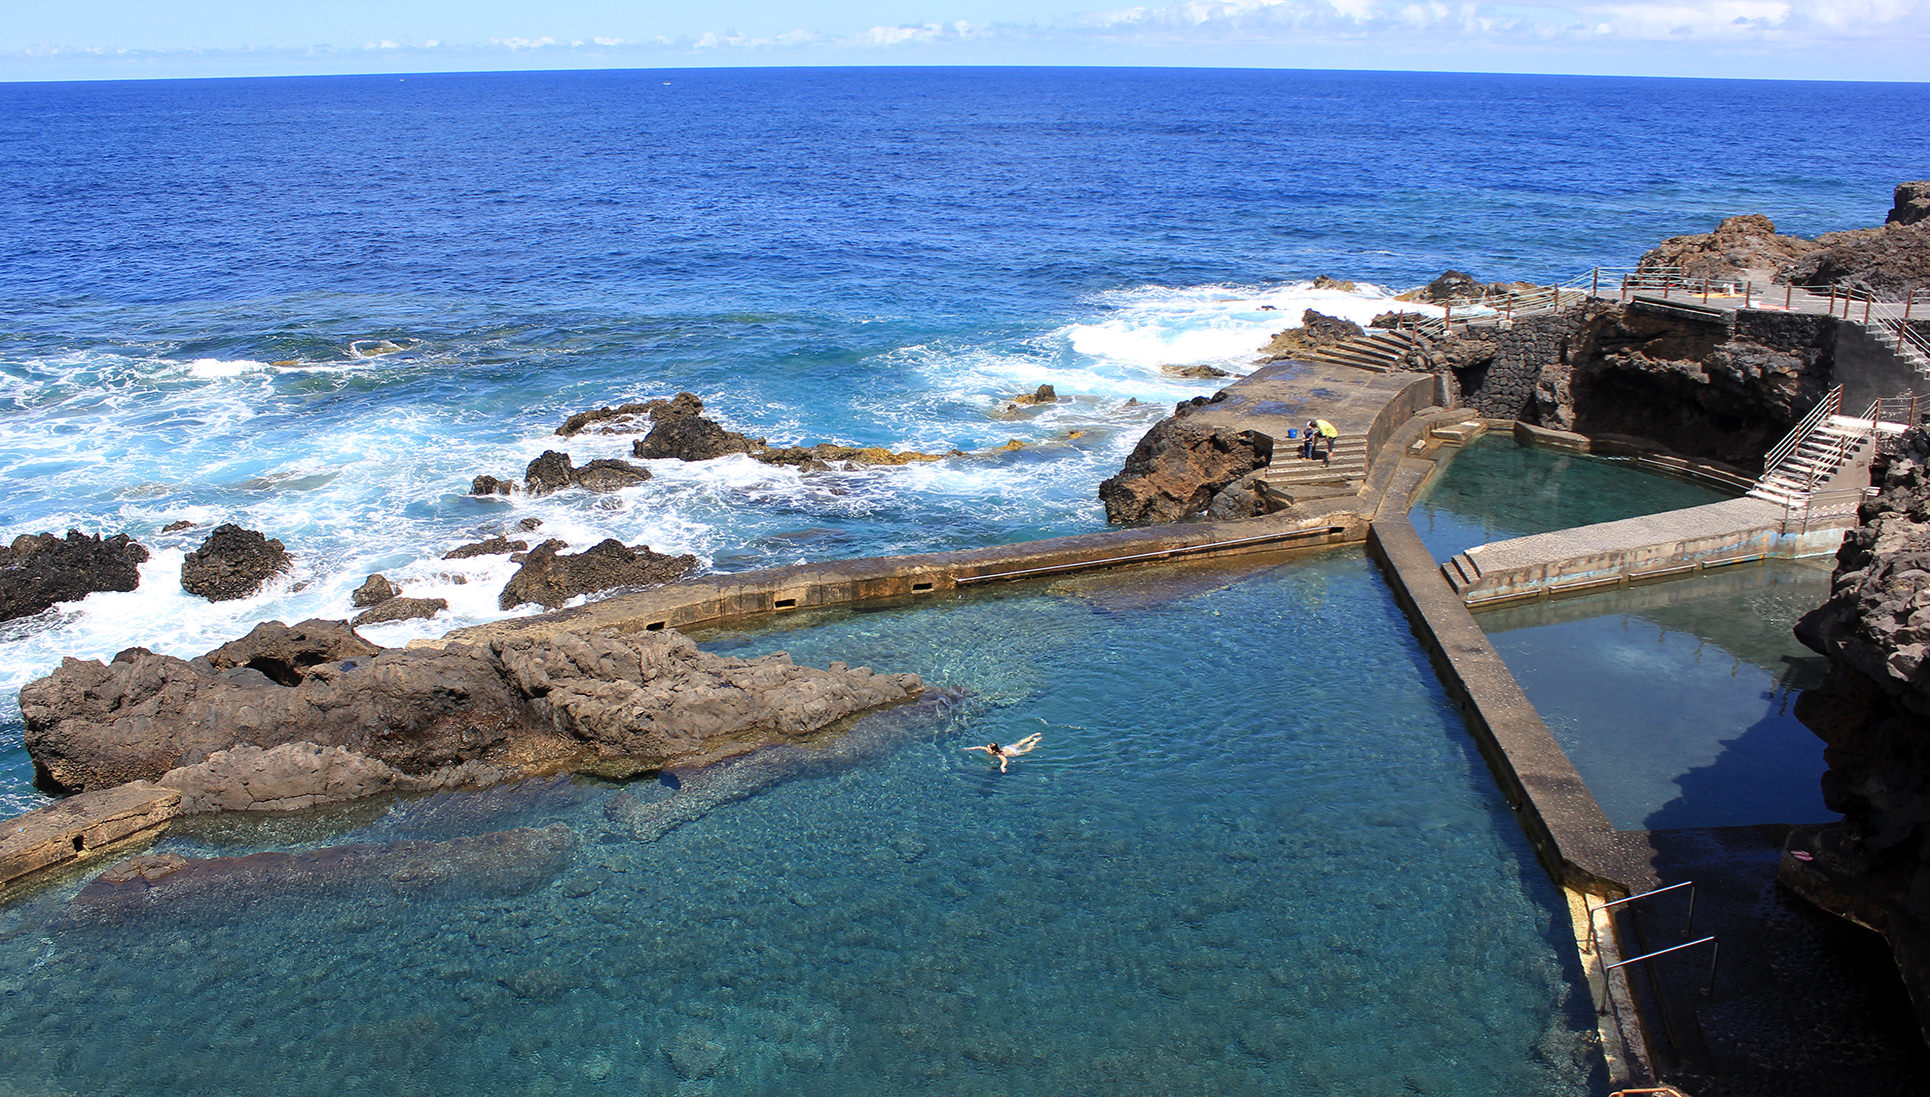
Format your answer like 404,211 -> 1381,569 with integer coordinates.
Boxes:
183,358 -> 272,379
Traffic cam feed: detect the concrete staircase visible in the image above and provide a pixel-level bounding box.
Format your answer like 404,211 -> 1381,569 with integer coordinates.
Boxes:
1745,414 -> 1891,509
1441,548 -> 1483,596
1294,329 -> 1422,374
1260,434 -> 1369,501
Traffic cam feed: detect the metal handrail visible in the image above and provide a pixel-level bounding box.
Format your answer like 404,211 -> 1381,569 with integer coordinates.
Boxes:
1586,880 -> 1696,954
1598,936 -> 1719,1013
1760,385 -> 1843,476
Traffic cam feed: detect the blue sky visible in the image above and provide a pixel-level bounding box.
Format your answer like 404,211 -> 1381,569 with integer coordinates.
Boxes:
5,0 -> 1928,82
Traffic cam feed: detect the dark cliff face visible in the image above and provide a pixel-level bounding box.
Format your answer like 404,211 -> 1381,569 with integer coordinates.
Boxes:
1434,300 -> 1832,469
1788,429 -> 1930,1036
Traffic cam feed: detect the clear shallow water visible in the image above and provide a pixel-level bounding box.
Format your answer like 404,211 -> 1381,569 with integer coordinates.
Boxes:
1409,435 -> 1732,562
0,554 -> 1605,1096
1479,561 -> 1834,831
2,69 -> 1926,815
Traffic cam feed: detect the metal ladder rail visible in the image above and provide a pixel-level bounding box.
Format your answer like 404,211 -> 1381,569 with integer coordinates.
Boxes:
1759,385 -> 1843,478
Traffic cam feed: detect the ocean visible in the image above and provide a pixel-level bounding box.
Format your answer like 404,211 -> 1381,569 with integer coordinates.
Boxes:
4,66 -> 1927,1096
1,65 -> 1925,817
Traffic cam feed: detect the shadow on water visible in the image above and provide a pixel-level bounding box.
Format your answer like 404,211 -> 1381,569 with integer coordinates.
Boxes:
1641,686 -> 1832,832
1479,561 -> 1834,830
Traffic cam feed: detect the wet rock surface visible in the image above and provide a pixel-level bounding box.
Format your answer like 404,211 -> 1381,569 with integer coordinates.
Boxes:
632,410 -> 763,462
444,535 -> 528,560
557,392 -> 703,436
21,621 -> 922,807
0,530 -> 150,622
497,538 -> 698,610
350,573 -> 398,607
522,450 -> 652,496
350,596 -> 448,626
180,524 -> 291,602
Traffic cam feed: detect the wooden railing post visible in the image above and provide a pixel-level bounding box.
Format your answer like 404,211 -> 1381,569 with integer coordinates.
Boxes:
1865,297 -> 1873,324
1592,267 -> 1600,299
1786,283 -> 1793,309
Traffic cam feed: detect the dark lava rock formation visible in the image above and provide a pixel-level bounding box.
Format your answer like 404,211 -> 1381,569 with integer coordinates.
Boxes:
1788,426 -> 1930,1038
20,618 -> 923,811
0,530 -> 150,622
351,573 -> 398,608
1637,213 -> 1817,282
1098,396 -> 1270,524
180,524 -> 291,602
444,535 -> 528,560
1256,309 -> 1365,363
632,404 -> 764,462
351,596 -> 447,627
498,538 -> 698,610
557,392 -> 703,437
522,450 -> 652,496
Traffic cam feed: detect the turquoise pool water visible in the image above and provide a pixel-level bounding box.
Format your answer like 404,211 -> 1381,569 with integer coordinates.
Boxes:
0,552 -> 1605,1096
1410,436 -> 1732,562
1479,561 -> 1833,831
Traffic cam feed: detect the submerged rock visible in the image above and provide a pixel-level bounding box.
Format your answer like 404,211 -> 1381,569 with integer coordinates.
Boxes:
70,825 -> 576,922
0,530 -> 150,622
498,538 -> 697,610
180,524 -> 291,602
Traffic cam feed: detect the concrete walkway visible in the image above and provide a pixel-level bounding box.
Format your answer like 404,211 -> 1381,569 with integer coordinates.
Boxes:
1442,496 -> 1852,607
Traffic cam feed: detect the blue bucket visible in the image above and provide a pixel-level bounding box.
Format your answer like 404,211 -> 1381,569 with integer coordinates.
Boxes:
1287,428 -> 1298,438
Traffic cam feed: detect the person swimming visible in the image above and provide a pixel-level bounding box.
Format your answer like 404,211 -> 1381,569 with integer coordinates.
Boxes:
966,732 -> 1042,773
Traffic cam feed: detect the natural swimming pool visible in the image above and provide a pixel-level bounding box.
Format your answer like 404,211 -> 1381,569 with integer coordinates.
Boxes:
1408,435 -> 1732,563
1411,433 -> 1831,831
0,552 -> 1607,1097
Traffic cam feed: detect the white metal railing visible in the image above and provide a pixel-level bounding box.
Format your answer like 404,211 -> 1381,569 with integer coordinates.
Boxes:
1760,384 -> 1843,476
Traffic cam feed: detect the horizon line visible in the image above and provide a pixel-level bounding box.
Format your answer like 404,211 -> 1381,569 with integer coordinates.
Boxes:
7,60 -> 1930,88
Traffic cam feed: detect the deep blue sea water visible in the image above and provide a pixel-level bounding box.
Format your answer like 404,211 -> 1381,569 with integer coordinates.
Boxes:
1,66 -> 1926,1090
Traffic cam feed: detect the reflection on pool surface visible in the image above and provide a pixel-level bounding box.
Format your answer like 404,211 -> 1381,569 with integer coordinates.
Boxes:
1480,560 -> 1833,831
0,552 -> 1606,1097
1410,435 -> 1731,562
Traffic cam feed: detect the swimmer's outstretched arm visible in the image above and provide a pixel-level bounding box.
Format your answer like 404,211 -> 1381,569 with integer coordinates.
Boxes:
964,745 -> 994,755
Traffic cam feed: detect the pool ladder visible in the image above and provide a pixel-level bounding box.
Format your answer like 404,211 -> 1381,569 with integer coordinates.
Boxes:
1587,881 -> 1718,1014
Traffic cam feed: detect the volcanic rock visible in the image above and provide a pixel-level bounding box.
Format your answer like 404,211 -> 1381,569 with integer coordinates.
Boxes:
1407,270 -> 1490,306
444,536 -> 529,560
71,825 -> 576,922
471,475 -> 515,496
1012,384 -> 1059,406
1638,213 -> 1817,283
157,741 -> 497,813
1164,364 -> 1233,379
1788,425 -> 1930,1037
498,538 -> 698,610
1311,275 -> 1358,292
199,618 -> 382,685
160,520 -> 196,533
753,444 -> 947,471
0,530 -> 150,622
557,392 -> 705,436
1370,310 -> 1431,330
1785,220 -> 1930,298
1256,309 -> 1365,363
350,597 -> 447,627
179,524 -> 291,602
351,573 -> 398,607
22,623 -> 922,805
1098,416 -> 1270,524
1887,181 -> 1930,227
632,413 -> 763,462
